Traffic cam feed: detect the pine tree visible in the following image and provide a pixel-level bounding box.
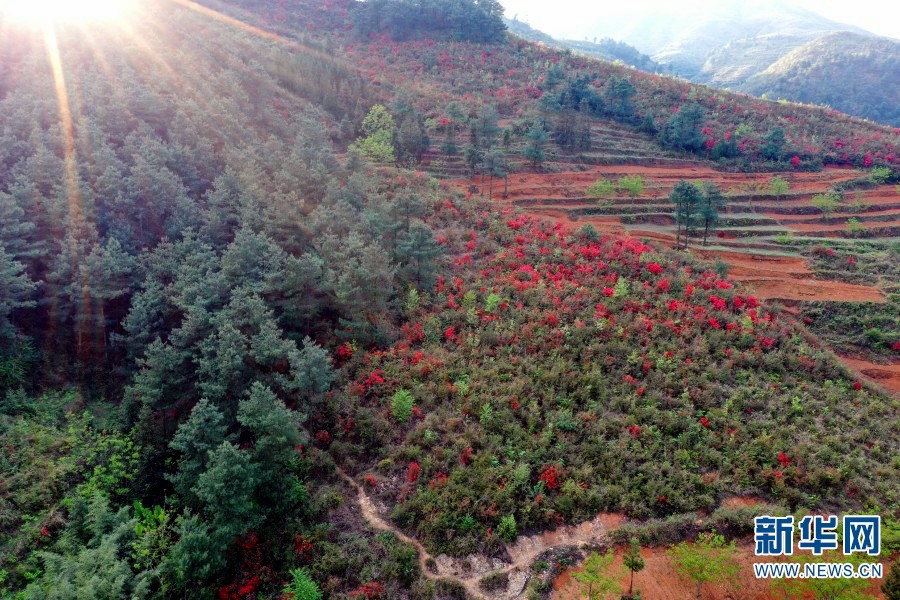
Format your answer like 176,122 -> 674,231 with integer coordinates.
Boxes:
761,127 -> 787,162
238,382 -> 305,515
670,180 -> 703,249
164,513 -> 226,591
0,244 -> 37,342
194,442 -> 261,540
524,125 -> 548,169
664,103 -> 706,153
168,398 -> 228,509
698,182 -> 726,245
395,221 -> 442,288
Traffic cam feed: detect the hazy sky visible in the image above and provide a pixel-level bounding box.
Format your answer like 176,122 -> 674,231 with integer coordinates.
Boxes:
500,0 -> 900,41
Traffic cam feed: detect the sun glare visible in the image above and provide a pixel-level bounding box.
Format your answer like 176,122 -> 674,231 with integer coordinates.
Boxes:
1,0 -> 134,24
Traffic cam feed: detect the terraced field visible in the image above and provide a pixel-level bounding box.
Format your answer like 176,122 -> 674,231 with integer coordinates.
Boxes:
423,121 -> 694,179
455,164 -> 895,255
450,163 -> 900,395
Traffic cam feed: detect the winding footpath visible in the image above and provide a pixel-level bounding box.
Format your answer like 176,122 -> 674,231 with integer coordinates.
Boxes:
338,471 -> 618,599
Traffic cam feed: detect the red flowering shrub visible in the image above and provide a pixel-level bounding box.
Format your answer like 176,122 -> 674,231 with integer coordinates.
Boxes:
293,535 -> 315,561
336,342 -> 355,365
538,466 -> 561,491
314,430 -> 332,448
349,582 -> 385,599
330,202 -> 893,555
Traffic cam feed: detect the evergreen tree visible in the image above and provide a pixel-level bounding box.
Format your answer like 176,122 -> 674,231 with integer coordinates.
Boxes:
395,221 -> 442,288
168,398 -> 228,509
554,112 -> 578,150
237,382 -> 305,516
25,494 -> 144,600
604,76 -> 636,121
761,127 -> 787,162
0,244 -> 37,342
194,442 -> 261,540
670,180 -> 703,249
663,103 -> 706,153
0,191 -> 39,263
296,337 -> 337,398
698,182 -> 726,245
483,149 -> 507,200
396,114 -> 430,165
163,513 -> 226,592
524,125 -> 548,169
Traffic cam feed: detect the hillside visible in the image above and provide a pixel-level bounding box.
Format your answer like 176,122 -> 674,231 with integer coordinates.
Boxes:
741,32 -> 900,127
695,33 -> 823,88
571,0 -> 900,126
0,0 -> 898,599
580,0 -> 863,80
504,17 -> 662,72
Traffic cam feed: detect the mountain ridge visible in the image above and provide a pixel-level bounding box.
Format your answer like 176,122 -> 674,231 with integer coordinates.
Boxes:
740,31 -> 900,126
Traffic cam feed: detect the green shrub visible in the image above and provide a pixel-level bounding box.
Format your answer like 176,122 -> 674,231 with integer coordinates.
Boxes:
586,178 -> 615,198
498,514 -> 517,542
283,568 -> 322,600
391,390 -> 416,424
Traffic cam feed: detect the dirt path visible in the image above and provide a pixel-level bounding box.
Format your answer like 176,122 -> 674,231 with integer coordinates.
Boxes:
339,471 -> 622,599
338,471 -> 484,598
342,469 -> 892,599
839,354 -> 900,396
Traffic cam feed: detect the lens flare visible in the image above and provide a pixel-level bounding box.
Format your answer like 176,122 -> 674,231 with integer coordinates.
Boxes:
1,0 -> 134,24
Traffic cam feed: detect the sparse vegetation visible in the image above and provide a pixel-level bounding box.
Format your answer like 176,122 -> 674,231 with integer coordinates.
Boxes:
668,532 -> 740,599
573,550 -> 619,600
586,178 -> 617,199
812,191 -> 841,222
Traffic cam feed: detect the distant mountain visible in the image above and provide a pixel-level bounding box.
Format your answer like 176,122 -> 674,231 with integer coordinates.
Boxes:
570,0 -> 899,125
696,34 -> 824,87
741,32 -> 900,126
579,0 -> 868,80
504,17 -> 662,72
